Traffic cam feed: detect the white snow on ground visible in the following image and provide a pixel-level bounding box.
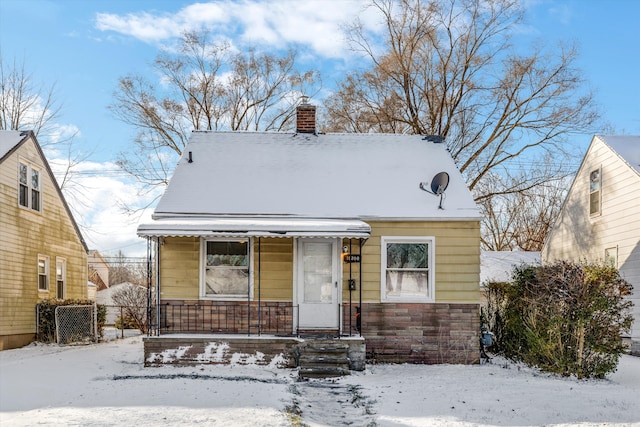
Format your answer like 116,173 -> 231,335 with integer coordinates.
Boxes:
1,336 -> 639,426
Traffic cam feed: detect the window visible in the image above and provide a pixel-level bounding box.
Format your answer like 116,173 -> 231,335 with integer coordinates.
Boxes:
605,247 -> 618,268
19,161 -> 41,212
38,255 -> 49,291
381,236 -> 434,302
201,239 -> 251,298
589,168 -> 601,215
56,258 -> 66,299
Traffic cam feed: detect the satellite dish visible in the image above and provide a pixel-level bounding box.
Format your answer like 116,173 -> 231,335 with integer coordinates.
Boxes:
419,171 -> 450,209
430,172 -> 449,195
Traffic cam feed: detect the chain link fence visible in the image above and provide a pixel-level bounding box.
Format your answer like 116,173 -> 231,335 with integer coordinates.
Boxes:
54,305 -> 97,345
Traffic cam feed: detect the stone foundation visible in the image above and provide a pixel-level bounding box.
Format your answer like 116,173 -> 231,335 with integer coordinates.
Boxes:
353,302 -> 480,364
143,335 -> 366,371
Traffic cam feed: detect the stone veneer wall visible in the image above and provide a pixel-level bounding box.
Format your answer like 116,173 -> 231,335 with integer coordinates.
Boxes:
143,335 -> 366,370
353,302 -> 480,364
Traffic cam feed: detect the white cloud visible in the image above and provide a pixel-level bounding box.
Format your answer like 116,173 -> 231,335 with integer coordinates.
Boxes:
48,158 -> 158,257
95,0 -> 384,60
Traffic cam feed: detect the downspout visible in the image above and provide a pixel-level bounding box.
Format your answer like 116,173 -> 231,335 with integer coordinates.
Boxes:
349,239 -> 353,336
258,237 -> 262,336
155,237 -> 161,336
359,238 -> 363,337
247,237 -> 251,337
146,237 -> 152,336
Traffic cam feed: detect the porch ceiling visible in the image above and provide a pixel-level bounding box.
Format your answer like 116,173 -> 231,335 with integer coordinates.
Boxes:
137,216 -> 371,239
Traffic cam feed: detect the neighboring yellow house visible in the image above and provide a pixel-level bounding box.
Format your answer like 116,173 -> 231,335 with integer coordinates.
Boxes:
543,135 -> 640,354
0,130 -> 88,350
138,101 -> 482,364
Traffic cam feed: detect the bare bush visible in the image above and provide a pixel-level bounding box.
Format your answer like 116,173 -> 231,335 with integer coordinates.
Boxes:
111,284 -> 149,334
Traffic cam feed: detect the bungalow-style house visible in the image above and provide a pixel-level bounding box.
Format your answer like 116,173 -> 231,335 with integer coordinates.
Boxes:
0,130 -> 88,350
138,102 -> 482,369
542,135 -> 640,354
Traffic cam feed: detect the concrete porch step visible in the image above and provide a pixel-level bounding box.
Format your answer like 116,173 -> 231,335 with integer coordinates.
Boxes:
298,338 -> 351,379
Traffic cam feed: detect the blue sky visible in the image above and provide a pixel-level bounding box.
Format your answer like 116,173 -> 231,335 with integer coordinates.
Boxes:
1,0 -> 639,256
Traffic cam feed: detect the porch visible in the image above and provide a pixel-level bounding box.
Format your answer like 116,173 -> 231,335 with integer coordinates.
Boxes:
154,300 -> 362,338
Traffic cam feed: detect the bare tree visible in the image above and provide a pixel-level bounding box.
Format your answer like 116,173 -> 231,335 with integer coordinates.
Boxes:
108,251 -> 147,287
480,172 -> 568,251
110,30 -> 320,199
324,0 -> 599,249
0,55 -> 62,141
0,53 -> 90,216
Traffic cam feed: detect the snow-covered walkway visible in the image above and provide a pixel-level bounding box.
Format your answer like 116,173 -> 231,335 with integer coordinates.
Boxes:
1,336 -> 639,426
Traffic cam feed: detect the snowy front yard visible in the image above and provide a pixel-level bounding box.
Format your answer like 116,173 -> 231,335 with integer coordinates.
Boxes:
1,335 -> 639,426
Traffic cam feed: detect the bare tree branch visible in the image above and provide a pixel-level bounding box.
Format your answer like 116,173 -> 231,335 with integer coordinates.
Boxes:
324,0 -> 600,250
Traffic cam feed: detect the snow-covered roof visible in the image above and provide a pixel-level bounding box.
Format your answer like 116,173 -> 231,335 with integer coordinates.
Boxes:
0,130 -> 26,161
148,132 -> 479,228
597,135 -> 640,175
480,251 -> 541,284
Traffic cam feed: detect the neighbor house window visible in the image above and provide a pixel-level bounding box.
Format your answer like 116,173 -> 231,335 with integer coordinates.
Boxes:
38,255 -> 49,291
605,247 -> 618,268
201,239 -> 251,298
19,161 -> 41,212
381,236 -> 434,302
589,168 -> 601,215
56,258 -> 66,299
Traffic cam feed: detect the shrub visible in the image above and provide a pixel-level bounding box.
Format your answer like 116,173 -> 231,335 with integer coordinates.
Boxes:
114,315 -> 137,330
111,284 -> 149,333
36,299 -> 106,343
485,261 -> 633,378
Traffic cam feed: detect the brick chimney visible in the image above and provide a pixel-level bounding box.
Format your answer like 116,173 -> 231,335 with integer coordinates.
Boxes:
296,96 -> 316,134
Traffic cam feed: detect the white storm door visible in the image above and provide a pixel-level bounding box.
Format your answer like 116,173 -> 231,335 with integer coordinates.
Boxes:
296,238 -> 340,329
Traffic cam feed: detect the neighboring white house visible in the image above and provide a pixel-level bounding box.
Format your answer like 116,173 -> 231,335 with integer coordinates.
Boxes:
96,282 -> 140,325
480,251 -> 541,285
542,135 -> 640,352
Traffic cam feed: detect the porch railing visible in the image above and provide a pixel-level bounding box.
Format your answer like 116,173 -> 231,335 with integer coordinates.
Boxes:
158,302 -> 297,336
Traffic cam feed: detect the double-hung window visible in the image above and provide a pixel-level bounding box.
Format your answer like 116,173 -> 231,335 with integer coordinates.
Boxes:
605,247 -> 618,268
38,255 -> 49,292
56,258 -> 66,299
19,161 -> 41,212
589,168 -> 601,215
381,236 -> 434,302
202,239 -> 251,298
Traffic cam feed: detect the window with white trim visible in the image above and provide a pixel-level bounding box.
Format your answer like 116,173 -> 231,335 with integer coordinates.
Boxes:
605,247 -> 618,268
381,236 -> 434,302
19,161 -> 41,212
201,239 -> 251,298
56,258 -> 66,299
38,255 -> 49,291
589,168 -> 601,215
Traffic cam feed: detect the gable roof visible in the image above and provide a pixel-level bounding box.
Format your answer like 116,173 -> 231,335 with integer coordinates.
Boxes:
0,130 -> 29,161
597,135 -> 640,176
0,130 -> 88,252
151,131 -> 479,222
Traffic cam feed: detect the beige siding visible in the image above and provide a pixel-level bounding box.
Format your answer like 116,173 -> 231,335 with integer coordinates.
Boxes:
254,238 -> 293,300
0,137 -> 87,348
158,220 -> 480,305
543,136 -> 640,339
158,237 -> 200,300
360,221 -> 481,303
159,237 -> 294,301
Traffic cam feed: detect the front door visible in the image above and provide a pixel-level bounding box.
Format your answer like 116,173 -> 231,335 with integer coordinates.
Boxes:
296,238 -> 340,330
